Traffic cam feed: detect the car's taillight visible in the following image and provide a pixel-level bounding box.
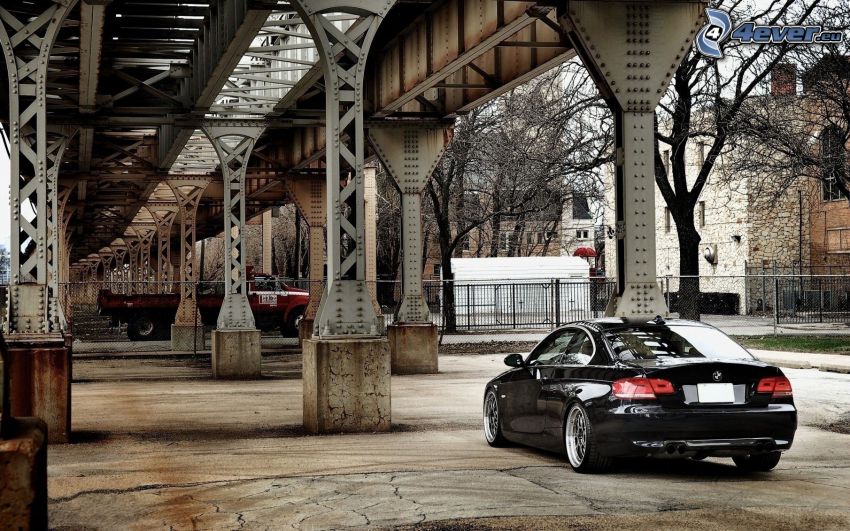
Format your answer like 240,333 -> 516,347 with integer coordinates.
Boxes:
756,376 -> 793,398
612,377 -> 675,400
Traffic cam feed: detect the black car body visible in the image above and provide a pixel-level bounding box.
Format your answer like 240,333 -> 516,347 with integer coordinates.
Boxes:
483,318 -> 797,472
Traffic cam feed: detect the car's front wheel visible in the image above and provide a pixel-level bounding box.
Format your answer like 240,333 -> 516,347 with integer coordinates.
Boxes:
483,390 -> 508,447
733,451 -> 781,472
128,313 -> 158,341
564,403 -> 611,473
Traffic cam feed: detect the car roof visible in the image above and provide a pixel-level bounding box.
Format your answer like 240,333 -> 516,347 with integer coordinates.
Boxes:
566,317 -> 716,333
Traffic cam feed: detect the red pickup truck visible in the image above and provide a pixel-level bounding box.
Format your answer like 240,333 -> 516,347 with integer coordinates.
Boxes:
97,276 -> 309,341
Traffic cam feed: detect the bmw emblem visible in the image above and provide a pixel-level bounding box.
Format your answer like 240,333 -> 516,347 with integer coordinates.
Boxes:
712,371 -> 723,382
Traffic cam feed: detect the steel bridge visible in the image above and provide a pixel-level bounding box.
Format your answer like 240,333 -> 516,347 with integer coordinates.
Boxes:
1,0 -> 706,441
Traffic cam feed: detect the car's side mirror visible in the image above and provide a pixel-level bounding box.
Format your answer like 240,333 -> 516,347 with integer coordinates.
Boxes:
504,353 -> 525,368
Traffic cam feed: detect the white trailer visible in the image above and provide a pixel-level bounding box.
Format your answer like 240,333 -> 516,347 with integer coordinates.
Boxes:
445,257 -> 601,329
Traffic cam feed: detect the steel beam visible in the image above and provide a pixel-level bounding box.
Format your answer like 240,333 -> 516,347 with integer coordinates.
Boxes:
369,126 -> 448,322
1,0 -> 79,334
285,178 -> 326,321
158,1 -> 274,170
202,124 -> 265,330
291,0 -> 394,337
560,1 -> 704,318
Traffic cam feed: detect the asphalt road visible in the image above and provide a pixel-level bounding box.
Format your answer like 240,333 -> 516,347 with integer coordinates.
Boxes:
48,354 -> 850,530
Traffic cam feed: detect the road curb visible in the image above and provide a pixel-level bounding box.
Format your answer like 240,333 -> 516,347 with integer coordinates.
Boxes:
819,364 -> 850,374
755,357 -> 813,370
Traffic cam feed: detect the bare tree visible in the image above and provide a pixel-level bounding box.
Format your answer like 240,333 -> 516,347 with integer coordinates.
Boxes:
653,0 -> 821,319
426,60 -> 613,331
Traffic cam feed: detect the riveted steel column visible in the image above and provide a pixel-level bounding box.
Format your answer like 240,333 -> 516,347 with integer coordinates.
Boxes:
202,124 -> 265,330
146,204 -> 178,293
369,126 -> 448,323
285,178 -> 327,340
560,1 -> 704,318
167,179 -> 211,326
291,0 -> 394,337
1,1 -> 78,334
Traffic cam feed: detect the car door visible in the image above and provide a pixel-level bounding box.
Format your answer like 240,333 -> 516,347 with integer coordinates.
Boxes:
500,328 -> 575,435
541,328 -> 611,442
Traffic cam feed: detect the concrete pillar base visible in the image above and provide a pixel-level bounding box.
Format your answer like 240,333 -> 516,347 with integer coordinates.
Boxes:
302,337 -> 391,434
0,417 -> 48,530
388,323 -> 438,375
6,334 -> 71,443
171,324 -> 205,351
298,318 -> 314,348
211,329 -> 262,379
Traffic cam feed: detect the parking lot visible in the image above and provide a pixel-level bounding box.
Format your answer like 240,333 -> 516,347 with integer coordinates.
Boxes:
47,352 -> 850,529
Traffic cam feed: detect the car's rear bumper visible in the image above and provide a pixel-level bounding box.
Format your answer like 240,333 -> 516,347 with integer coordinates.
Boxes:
592,403 -> 797,458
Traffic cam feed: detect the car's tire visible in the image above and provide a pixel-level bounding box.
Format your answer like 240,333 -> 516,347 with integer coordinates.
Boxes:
281,308 -> 304,337
128,313 -> 158,341
483,389 -> 509,447
564,403 -> 611,473
732,451 -> 782,472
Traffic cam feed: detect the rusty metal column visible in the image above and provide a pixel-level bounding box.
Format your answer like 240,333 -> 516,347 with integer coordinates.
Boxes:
292,0 -> 394,434
202,123 -> 264,378
370,126 -> 448,374
167,179 -> 211,351
146,204 -> 178,294
560,1 -> 704,318
285,178 -> 327,344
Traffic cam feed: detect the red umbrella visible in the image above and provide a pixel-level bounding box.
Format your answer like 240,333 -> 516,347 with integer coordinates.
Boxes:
572,247 -> 597,258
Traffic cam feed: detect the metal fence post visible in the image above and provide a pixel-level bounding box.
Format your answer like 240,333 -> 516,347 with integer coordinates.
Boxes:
511,283 -> 516,329
773,276 -> 779,336
555,279 -> 561,328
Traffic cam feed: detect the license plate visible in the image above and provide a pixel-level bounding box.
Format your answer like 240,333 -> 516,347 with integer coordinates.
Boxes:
697,383 -> 735,403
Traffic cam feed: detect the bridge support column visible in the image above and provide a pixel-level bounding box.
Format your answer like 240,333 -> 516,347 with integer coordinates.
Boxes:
285,179 -> 326,346
1,1 -> 78,444
167,179 -> 210,351
369,126 -> 449,374
293,0 -> 393,433
560,1 -> 704,318
204,124 -> 265,378
147,204 -> 178,294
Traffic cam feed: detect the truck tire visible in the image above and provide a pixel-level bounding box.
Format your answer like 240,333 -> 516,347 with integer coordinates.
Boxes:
128,313 -> 159,341
282,307 -> 304,337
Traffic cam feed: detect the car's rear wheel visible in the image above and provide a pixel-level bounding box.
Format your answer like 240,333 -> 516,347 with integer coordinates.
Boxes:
128,313 -> 158,341
565,403 -> 611,473
733,451 -> 781,472
483,390 -> 508,447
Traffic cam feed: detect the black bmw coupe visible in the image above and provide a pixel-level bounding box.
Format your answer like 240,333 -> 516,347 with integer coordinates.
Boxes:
483,317 -> 797,473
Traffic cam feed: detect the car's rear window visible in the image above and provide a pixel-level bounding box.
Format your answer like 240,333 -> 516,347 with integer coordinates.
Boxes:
605,325 -> 753,361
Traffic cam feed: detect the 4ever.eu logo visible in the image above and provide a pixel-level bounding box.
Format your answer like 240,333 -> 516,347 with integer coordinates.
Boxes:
696,8 -> 844,59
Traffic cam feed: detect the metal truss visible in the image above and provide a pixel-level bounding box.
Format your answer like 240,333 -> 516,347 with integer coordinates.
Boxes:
145,204 -> 179,293
203,124 -> 266,330
369,126 -> 448,323
292,0 -> 393,337
0,0 -> 78,334
167,179 -> 211,325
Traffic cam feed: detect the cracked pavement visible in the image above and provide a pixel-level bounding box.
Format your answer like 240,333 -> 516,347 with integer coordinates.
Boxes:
48,354 -> 850,529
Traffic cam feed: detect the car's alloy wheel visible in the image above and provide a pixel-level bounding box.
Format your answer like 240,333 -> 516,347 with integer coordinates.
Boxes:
564,403 -> 611,473
565,405 -> 588,467
483,390 -> 507,447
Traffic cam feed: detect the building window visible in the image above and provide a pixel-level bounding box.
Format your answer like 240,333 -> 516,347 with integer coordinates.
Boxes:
698,201 -> 705,227
665,207 -> 671,233
526,232 -> 533,245
821,126 -> 846,202
461,235 -> 470,251
434,264 -> 441,276
576,230 -> 589,240
499,232 -> 512,251
826,227 -> 850,253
